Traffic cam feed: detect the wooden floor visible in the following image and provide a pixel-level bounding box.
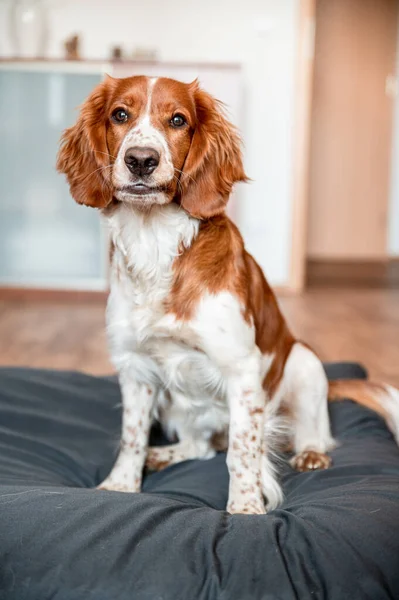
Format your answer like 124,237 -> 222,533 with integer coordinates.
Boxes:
0,288 -> 398,386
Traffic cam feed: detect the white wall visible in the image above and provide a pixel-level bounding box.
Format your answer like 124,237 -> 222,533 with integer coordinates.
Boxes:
0,0 -> 300,286
388,12 -> 399,256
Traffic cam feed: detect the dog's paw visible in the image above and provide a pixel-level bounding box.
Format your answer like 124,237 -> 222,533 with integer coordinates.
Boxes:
96,475 -> 141,493
291,450 -> 332,472
227,496 -> 266,515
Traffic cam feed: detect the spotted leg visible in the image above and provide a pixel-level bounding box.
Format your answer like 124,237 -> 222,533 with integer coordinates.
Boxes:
190,292 -> 283,515
98,370 -> 156,492
225,352 -> 274,515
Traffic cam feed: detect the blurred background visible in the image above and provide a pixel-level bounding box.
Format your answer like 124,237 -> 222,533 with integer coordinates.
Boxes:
0,0 -> 398,384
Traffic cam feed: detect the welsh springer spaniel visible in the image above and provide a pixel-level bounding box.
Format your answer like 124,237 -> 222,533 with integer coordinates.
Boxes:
58,75 -> 399,514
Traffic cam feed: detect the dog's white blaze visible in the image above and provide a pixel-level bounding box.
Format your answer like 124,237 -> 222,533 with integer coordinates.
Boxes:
112,76 -> 174,202
142,76 -> 157,123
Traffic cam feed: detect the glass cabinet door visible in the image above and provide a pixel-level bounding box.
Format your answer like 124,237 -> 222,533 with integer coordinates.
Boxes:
0,68 -> 107,289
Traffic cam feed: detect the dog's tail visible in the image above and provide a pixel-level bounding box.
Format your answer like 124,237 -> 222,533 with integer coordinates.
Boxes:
328,380 -> 399,444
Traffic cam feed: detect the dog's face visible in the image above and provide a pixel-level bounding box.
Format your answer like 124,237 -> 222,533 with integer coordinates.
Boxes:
57,75 -> 247,219
108,77 -> 195,205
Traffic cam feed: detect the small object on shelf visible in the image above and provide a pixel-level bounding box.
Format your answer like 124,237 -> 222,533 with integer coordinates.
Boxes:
7,0 -> 49,58
64,34 -> 80,60
111,46 -> 123,61
132,47 -> 158,61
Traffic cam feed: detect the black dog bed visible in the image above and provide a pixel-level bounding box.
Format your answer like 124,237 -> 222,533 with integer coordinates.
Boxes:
0,363 -> 398,600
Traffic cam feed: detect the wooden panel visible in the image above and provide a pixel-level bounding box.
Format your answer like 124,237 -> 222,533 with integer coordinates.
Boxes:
306,258 -> 399,287
279,289 -> 399,387
307,0 -> 398,259
290,0 -> 317,291
2,289 -> 399,386
0,287 -> 108,302
0,298 -> 111,375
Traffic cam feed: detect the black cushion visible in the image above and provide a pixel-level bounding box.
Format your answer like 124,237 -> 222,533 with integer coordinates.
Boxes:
0,363 -> 398,600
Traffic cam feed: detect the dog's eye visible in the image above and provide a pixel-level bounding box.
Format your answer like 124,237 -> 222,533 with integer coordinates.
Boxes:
112,108 -> 129,123
170,114 -> 186,128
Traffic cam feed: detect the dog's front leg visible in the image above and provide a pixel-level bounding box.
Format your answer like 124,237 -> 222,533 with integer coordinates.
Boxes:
98,371 -> 156,493
225,353 -> 268,515
191,293 -> 282,514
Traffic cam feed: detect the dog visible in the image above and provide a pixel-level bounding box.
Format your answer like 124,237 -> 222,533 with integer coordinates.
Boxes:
57,75 -> 399,514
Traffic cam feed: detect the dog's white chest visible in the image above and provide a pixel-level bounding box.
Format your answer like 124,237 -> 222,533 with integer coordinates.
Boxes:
105,204 -> 230,438
106,203 -> 196,335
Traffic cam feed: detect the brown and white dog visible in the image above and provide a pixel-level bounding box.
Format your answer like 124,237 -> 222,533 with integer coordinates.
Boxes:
57,75 -> 399,514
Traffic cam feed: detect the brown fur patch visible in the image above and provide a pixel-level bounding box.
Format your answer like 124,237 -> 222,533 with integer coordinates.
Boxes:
328,380 -> 390,421
166,214 -> 296,394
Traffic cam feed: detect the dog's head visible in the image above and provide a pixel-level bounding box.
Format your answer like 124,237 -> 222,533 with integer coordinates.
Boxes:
57,75 -> 247,219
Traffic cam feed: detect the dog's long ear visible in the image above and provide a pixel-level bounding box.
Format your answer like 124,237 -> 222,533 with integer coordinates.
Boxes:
179,81 -> 248,219
57,79 -> 114,208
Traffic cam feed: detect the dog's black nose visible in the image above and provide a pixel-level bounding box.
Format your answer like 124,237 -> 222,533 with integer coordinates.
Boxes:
124,147 -> 160,177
